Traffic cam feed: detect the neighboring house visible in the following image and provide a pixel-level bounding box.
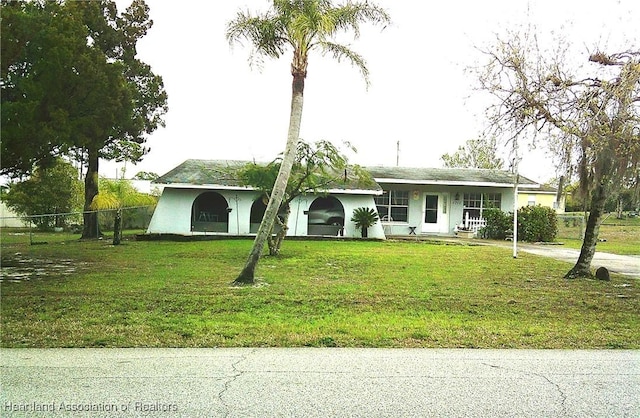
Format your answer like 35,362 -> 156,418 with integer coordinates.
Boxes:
0,201 -> 28,228
518,184 -> 565,213
147,160 -> 544,239
146,160 -> 386,239
0,185 -> 28,228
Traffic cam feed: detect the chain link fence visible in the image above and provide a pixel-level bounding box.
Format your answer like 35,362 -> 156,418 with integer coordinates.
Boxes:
1,206 -> 155,245
556,213 -> 586,240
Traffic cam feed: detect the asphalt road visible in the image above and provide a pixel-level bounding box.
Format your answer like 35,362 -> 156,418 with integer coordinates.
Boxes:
1,348 -> 638,417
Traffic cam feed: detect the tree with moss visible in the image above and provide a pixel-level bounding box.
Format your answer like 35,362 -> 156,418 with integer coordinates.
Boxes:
476,31 -> 639,279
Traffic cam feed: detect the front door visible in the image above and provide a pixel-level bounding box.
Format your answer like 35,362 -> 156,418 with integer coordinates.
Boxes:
421,193 -> 449,234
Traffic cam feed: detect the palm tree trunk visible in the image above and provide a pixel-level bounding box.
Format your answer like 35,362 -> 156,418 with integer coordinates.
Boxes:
233,74 -> 305,285
565,183 -> 607,279
81,147 -> 100,239
113,208 -> 122,245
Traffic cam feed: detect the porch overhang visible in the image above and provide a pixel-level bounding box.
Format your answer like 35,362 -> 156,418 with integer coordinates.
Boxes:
374,178 -> 540,189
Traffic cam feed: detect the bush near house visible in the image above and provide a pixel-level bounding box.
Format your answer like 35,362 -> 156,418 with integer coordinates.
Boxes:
482,206 -> 558,242
480,208 -> 512,240
518,205 -> 557,242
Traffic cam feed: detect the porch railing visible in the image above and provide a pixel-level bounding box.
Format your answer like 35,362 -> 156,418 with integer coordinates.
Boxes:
464,213 -> 486,232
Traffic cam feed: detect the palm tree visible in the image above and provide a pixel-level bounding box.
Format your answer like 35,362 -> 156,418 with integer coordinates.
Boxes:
227,0 -> 390,285
89,177 -> 156,245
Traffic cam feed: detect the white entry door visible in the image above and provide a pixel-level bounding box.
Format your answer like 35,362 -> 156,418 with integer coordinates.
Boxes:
421,193 -> 449,234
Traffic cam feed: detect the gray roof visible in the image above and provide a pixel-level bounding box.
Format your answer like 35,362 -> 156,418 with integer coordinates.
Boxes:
155,160 -> 540,191
154,159 -> 382,192
155,160 -> 250,188
365,166 -> 539,187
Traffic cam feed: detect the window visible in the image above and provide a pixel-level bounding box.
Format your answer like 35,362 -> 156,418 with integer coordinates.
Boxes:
375,190 -> 409,222
527,195 -> 536,206
462,192 -> 502,220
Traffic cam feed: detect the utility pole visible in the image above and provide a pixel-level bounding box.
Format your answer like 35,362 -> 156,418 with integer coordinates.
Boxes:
396,141 -> 400,166
512,141 -> 519,259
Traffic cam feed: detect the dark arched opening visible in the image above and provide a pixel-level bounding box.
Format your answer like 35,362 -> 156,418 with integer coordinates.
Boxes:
191,192 -> 229,232
249,196 -> 267,233
250,195 -> 287,234
307,196 -> 344,236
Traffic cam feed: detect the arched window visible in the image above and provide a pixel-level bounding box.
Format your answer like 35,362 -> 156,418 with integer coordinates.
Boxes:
191,192 -> 229,232
249,196 -> 268,233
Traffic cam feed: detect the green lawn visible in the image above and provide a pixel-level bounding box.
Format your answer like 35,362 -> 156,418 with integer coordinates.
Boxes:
558,217 -> 640,255
1,231 -> 638,348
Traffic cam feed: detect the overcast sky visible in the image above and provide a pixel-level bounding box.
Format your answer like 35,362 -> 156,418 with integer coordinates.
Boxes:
107,0 -> 638,183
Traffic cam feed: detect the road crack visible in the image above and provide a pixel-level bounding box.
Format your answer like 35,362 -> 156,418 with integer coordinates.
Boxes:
482,362 -> 567,415
218,350 -> 255,418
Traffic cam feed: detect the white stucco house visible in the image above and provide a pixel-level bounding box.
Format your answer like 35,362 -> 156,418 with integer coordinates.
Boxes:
146,159 -> 386,239
146,160 -> 541,239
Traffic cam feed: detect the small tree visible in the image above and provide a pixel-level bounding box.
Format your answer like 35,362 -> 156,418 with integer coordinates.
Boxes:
1,159 -> 82,230
89,178 -> 156,245
238,139 -> 372,255
133,171 -> 159,181
350,207 -> 379,238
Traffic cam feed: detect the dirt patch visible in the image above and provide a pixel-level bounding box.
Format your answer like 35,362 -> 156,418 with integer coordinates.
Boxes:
0,253 -> 88,283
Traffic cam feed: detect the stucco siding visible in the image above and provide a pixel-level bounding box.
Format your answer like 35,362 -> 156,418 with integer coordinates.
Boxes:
147,187 -> 385,239
147,188 -> 198,234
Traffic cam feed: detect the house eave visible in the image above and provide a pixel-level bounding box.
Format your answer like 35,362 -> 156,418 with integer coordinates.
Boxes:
323,188 -> 383,195
374,178 -> 539,188
153,182 -> 257,191
154,183 -> 381,195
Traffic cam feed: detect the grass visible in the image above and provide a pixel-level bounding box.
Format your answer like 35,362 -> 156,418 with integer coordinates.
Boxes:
1,230 -> 639,349
558,216 -> 640,255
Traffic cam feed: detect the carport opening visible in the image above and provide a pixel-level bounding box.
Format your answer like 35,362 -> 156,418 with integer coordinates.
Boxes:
307,196 -> 345,236
191,192 -> 229,232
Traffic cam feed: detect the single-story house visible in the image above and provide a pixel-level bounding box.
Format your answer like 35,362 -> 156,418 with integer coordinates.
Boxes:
146,159 -> 386,239
146,160 -> 544,239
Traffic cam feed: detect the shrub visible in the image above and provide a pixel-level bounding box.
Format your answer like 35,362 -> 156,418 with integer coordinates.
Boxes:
350,207 -> 379,238
518,205 -> 557,242
481,208 -> 512,239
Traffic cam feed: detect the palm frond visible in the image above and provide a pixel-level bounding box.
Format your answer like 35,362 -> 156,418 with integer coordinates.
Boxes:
226,10 -> 288,60
319,41 -> 370,86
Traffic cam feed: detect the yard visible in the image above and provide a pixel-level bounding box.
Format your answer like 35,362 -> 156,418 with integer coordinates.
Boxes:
1,229 -> 638,348
558,215 -> 640,255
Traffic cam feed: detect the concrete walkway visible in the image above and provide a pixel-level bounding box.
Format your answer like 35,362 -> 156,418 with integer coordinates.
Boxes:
1,348 -> 638,417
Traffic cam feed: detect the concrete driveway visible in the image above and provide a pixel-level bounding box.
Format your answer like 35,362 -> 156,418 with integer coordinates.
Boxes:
1,348 -> 638,417
489,241 -> 640,279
